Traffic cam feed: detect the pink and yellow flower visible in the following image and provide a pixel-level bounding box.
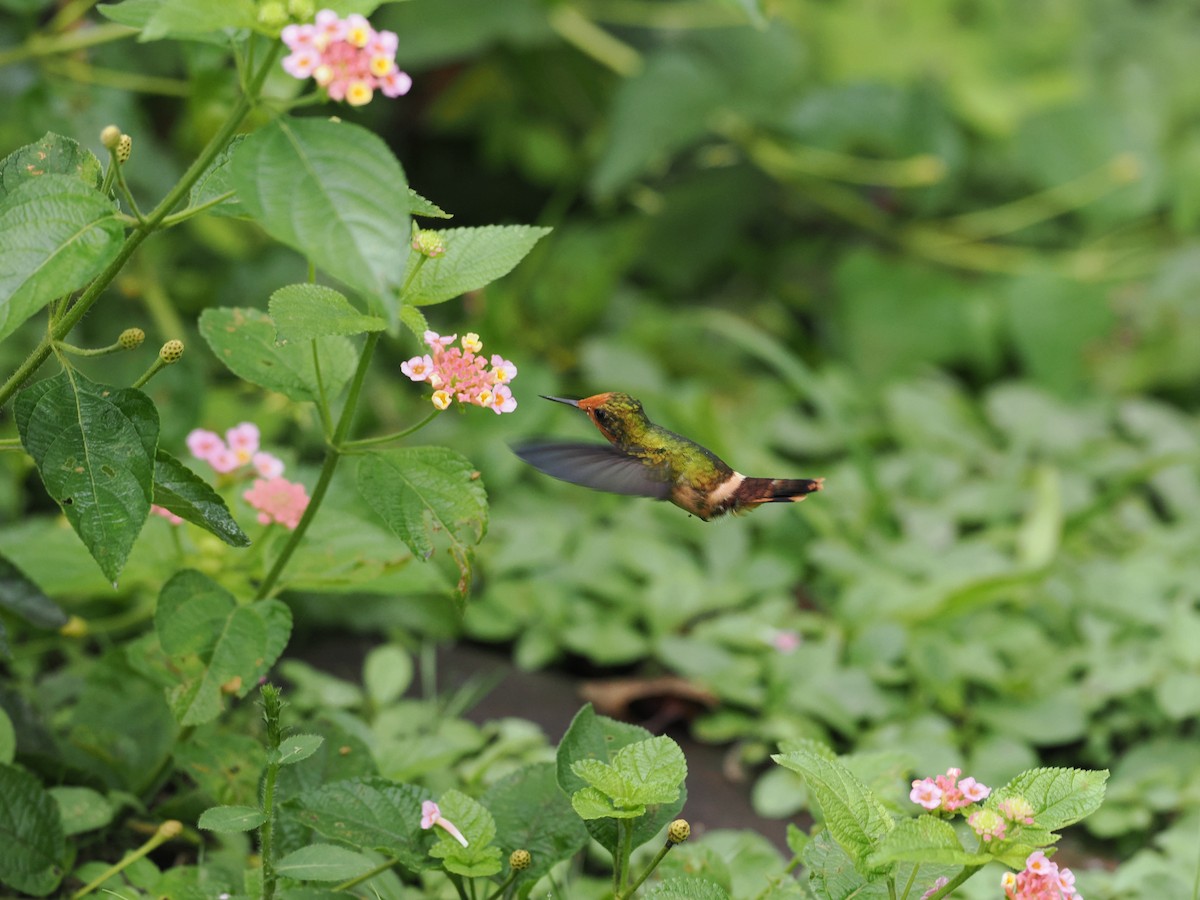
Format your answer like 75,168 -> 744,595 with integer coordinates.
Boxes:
1002,850 -> 1082,899
401,330 -> 518,415
281,9 -> 411,106
909,767 -> 990,813
243,477 -> 310,529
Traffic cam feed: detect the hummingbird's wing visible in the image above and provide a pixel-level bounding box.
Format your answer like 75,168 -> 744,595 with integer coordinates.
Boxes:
513,441 -> 672,499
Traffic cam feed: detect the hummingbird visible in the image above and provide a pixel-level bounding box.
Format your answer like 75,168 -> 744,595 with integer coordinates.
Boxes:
514,392 -> 823,521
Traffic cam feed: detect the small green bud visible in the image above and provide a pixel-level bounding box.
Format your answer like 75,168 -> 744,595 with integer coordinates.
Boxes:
60,615 -> 89,638
100,125 -> 122,149
412,228 -> 447,258
509,849 -> 531,870
159,339 -> 184,363
287,0 -> 314,19
667,819 -> 690,845
116,134 -> 132,164
119,327 -> 145,350
258,0 -> 287,27
158,819 -> 184,839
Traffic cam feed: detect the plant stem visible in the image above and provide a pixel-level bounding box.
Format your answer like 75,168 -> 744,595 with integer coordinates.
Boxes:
253,332 -> 381,600
332,857 -> 400,892
0,22 -> 135,67
618,840 -> 675,898
341,407 -> 443,450
898,863 -> 920,899
260,759 -> 281,900
70,820 -> 182,899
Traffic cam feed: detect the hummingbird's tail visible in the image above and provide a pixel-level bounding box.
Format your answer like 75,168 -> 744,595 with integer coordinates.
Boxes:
735,476 -> 824,509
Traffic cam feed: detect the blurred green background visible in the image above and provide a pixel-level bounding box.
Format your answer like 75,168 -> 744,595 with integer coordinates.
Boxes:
4,0 -> 1200,893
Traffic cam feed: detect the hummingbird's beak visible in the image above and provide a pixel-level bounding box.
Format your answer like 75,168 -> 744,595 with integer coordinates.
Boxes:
540,395 -> 580,408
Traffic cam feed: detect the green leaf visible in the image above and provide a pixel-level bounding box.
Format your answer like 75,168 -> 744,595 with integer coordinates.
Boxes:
229,118 -> 410,300
187,134 -> 246,218
0,709 -> 13,765
772,745 -> 894,874
571,786 -> 644,820
197,805 -> 265,832
363,644 -> 413,707
290,777 -> 432,873
155,570 -> 292,725
198,306 -> 357,404
399,304 -> 429,341
555,705 -> 686,856
15,370 -> 157,583
428,789 -> 503,878
0,132 -> 102,200
612,735 -> 687,806
356,447 -> 488,599
409,188 -> 452,219
152,450 -> 250,547
646,878 -> 732,899
0,175 -> 124,345
402,225 -> 550,307
0,553 -> 66,630
482,763 -> 589,888
97,0 -> 257,41
48,786 -> 113,836
0,763 -> 65,896
276,734 -> 324,767
867,816 -> 989,867
993,767 -> 1109,833
269,284 -> 386,341
801,831 -> 890,900
274,843 -> 375,881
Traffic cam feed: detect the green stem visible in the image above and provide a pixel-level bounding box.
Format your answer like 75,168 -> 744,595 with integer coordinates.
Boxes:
448,873 -> 470,900
925,866 -> 980,900
898,863 -> 919,900
47,0 -> 100,32
130,356 -> 166,389
618,841 -> 675,898
70,821 -> 182,899
0,44 -> 281,410
483,870 -> 518,900
332,857 -> 400,892
42,57 -> 193,97
548,4 -> 642,76
341,407 -> 443,450
260,760 -> 280,900
158,190 -> 237,227
311,340 -> 334,437
54,340 -> 123,357
253,332 -> 381,600
0,22 -> 135,68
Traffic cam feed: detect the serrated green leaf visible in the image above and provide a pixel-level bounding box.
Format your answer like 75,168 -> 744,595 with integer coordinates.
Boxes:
0,553 -> 66,629
269,284 -> 385,341
646,877 -> 731,899
155,569 -> 236,656
428,790 -> 503,877
399,304 -> 428,341
198,306 -> 357,403
994,767 -> 1109,832
571,786 -> 644,820
14,370 -> 157,583
229,118 -> 410,300
187,134 -> 246,217
572,759 -> 633,803
197,804 -> 265,832
773,748 -> 893,873
867,816 -> 989,868
152,450 -> 250,547
97,0 -> 257,41
277,734 -> 324,767
49,786 -> 113,836
274,843 -> 375,881
612,735 -> 687,806
363,644 -> 413,707
409,188 -> 451,218
482,762 -> 589,888
0,174 -> 124,345
0,763 -> 65,896
801,831 -> 890,900
290,777 -> 432,873
0,132 -> 102,200
402,225 -> 551,307
356,447 -> 488,600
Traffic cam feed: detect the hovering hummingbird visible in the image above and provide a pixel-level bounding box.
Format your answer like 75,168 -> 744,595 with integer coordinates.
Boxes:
514,392 -> 823,521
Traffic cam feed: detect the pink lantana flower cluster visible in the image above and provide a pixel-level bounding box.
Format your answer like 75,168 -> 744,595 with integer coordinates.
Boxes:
909,766 -> 991,813
281,10 -> 411,106
1002,850 -> 1082,900
401,331 -> 518,414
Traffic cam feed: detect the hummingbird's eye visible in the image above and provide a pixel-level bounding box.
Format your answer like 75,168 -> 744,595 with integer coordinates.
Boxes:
594,409 -> 610,426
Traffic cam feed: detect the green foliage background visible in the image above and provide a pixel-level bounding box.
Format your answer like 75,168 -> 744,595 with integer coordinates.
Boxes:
2,0 -> 1200,896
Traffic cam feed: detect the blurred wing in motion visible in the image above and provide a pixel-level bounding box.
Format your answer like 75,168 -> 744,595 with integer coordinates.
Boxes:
513,441 -> 672,499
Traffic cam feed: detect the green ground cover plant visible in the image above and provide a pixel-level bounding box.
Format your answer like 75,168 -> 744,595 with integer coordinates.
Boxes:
3,0 -> 1200,897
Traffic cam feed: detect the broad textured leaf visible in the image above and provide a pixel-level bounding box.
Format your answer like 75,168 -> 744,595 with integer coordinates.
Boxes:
155,569 -> 236,656
187,134 -> 246,217
290,777 -> 432,873
229,118 -> 410,300
0,553 -> 67,629
0,133 -> 102,199
867,816 -> 988,867
356,447 -> 488,599
428,790 -> 503,878
97,0 -> 257,41
801,832 -> 890,900
483,763 -> 588,889
409,188 -> 451,218
994,768 -> 1108,832
646,878 -> 731,899
402,225 -> 551,307
274,843 -> 375,881
571,786 -> 643,820
153,450 -> 250,547
276,734 -> 324,767
198,306 -> 357,403
269,284 -> 385,341
197,805 -> 265,832
773,747 -> 893,873
0,764 -> 65,896
0,175 -> 124,345
399,304 -> 428,341
49,787 -> 113,836
15,370 -> 157,583
571,759 -> 634,805
611,736 -> 687,805
363,644 -> 413,706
